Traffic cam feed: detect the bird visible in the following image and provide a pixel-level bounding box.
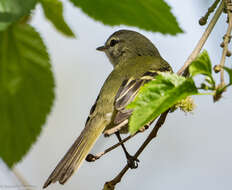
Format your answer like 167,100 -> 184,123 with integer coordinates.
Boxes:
43,29 -> 172,188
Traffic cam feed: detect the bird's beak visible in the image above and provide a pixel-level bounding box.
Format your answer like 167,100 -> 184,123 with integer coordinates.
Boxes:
96,45 -> 107,51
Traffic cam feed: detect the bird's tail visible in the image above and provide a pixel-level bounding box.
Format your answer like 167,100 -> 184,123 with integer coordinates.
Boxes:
43,115 -> 106,188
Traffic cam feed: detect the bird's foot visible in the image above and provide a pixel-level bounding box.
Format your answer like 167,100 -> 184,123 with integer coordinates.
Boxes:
126,155 -> 140,169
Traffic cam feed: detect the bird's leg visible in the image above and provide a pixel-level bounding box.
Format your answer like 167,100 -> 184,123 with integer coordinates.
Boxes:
115,131 -> 139,169
86,134 -> 135,162
86,125 -> 150,162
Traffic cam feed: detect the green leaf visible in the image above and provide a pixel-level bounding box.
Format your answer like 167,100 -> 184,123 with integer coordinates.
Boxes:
189,50 -> 212,77
0,22 -> 10,31
0,0 -> 36,22
0,23 -> 55,167
69,0 -> 183,35
40,0 -> 75,37
189,50 -> 215,88
223,67 -> 232,85
127,73 -> 198,134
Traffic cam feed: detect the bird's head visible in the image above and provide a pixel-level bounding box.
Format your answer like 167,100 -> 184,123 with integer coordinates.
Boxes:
97,30 -> 161,67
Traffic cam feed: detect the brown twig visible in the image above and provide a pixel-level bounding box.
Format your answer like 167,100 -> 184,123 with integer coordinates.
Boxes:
104,120 -> 128,137
12,167 -> 35,190
177,0 -> 224,75
87,125 -> 149,162
199,0 -> 221,25
219,0 -> 232,86
102,111 -> 169,190
86,133 -> 136,162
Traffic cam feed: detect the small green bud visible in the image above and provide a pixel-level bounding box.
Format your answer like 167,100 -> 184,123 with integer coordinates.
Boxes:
214,65 -> 222,73
226,50 -> 231,57
200,83 -> 208,90
220,42 -> 225,48
199,17 -> 207,25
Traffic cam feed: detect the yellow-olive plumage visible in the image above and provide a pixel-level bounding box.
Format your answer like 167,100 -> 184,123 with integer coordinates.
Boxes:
43,30 -> 172,188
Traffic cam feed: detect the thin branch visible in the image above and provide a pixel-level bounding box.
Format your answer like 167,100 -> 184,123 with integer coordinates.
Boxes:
177,0 -> 224,75
103,110 -> 169,190
12,167 -> 34,190
104,120 -> 128,137
87,125 -> 149,162
219,0 -> 232,86
86,133 -> 136,162
199,0 -> 221,25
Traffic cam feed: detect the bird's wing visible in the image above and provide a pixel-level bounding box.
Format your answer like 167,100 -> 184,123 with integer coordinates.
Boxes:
113,70 -> 158,131
85,95 -> 100,125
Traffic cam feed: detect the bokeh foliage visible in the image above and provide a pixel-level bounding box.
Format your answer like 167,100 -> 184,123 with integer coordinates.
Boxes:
0,23 -> 54,167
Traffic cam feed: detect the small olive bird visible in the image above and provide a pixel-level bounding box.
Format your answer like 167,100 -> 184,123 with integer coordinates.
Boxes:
43,30 -> 172,188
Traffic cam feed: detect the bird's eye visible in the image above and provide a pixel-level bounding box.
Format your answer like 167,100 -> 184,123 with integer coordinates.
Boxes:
109,39 -> 118,47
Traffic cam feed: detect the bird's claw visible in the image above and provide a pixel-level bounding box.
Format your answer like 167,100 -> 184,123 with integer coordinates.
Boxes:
127,155 -> 140,169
